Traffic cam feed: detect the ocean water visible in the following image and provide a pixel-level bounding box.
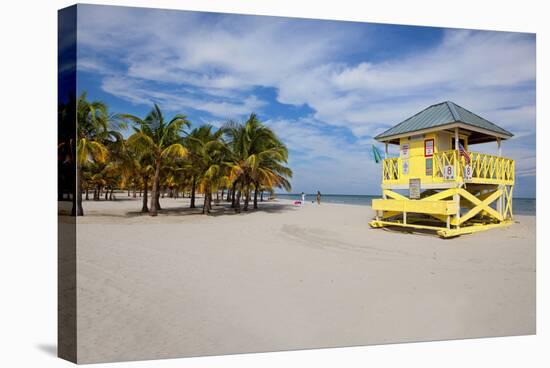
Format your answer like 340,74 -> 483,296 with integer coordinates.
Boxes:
276,194 -> 536,216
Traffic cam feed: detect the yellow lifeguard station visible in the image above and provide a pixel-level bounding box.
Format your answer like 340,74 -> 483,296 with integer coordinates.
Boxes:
369,101 -> 514,238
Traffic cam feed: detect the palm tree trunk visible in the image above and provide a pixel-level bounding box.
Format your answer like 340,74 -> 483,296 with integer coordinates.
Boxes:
243,188 -> 250,211
231,181 -> 237,208
141,175 -> 149,213
76,164 -> 84,216
156,188 -> 162,210
190,176 -> 197,208
127,188 -> 130,196
260,190 -> 264,202
85,188 -> 89,201
253,182 -> 259,209
109,188 -> 114,200
202,192 -> 212,214
150,158 -> 161,216
104,188 -> 109,200
235,189 -> 242,213
220,188 -> 225,202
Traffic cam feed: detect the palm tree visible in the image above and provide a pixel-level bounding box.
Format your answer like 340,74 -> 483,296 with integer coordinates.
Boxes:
122,140 -> 155,212
122,104 -> 190,216
58,96 -> 77,211
251,155 -> 292,209
186,125 -> 229,214
224,113 -> 292,212
184,127 -> 207,209
223,120 -> 248,210
75,93 -> 120,216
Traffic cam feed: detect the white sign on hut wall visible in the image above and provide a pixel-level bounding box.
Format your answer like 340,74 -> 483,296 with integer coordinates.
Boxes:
424,139 -> 434,157
409,178 -> 421,199
401,143 -> 409,159
443,165 -> 455,180
402,160 -> 409,175
464,165 -> 473,180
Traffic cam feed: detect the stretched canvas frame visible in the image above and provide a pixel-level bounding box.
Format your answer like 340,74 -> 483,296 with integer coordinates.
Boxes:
58,4 -> 536,364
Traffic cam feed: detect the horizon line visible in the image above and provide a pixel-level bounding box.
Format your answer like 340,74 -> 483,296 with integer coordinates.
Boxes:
275,192 -> 536,199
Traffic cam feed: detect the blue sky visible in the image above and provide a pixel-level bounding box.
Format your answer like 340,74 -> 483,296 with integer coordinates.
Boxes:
74,4 -> 536,197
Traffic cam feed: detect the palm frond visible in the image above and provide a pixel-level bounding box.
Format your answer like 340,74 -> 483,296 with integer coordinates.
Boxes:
161,143 -> 188,159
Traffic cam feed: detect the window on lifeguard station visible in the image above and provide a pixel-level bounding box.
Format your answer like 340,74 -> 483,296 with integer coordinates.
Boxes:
451,138 -> 466,150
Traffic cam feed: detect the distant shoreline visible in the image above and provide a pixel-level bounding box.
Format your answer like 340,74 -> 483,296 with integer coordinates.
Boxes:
276,193 -> 536,199
58,191 -> 536,217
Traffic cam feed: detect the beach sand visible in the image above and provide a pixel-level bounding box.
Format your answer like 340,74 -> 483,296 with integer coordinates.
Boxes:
71,195 -> 536,363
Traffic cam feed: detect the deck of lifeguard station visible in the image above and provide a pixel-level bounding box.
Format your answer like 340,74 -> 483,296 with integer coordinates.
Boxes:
370,101 -> 515,238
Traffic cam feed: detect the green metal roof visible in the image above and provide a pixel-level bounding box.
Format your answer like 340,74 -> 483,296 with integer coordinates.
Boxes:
375,101 -> 513,141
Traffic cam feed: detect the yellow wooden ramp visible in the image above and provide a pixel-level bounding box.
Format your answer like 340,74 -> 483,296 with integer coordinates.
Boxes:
372,199 -> 457,216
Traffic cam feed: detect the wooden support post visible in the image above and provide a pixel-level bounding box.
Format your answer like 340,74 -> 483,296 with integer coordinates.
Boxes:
446,215 -> 450,229
497,185 -> 503,217
403,211 -> 407,225
497,138 -> 502,157
507,186 -> 514,220
384,142 -> 388,159
454,128 -> 459,178
454,185 -> 460,229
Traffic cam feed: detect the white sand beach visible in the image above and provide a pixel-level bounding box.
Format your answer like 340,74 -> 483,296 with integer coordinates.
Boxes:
72,195 -> 535,363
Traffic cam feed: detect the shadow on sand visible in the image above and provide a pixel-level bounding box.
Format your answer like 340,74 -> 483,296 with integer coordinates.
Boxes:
77,198 -> 296,219
84,197 -> 142,203
378,225 -> 454,239
36,344 -> 57,357
127,201 -> 297,217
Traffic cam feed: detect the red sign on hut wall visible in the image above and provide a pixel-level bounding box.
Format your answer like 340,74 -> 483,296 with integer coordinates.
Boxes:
424,139 -> 434,157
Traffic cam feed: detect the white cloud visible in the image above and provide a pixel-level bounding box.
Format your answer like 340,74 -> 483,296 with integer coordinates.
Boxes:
265,118 -> 381,194
76,5 -> 536,193
78,7 -> 535,135
273,30 -> 536,138
100,75 -> 264,118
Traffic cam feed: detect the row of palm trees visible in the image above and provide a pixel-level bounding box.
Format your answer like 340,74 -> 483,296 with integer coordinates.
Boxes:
65,93 -> 292,216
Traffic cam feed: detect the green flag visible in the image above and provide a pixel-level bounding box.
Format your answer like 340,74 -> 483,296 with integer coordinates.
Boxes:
372,145 -> 383,164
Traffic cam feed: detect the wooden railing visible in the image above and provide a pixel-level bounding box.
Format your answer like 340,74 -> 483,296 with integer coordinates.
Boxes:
382,157 -> 399,181
381,150 -> 514,185
433,150 -> 514,184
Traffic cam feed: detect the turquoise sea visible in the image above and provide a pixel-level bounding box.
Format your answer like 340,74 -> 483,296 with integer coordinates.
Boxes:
276,194 -> 536,216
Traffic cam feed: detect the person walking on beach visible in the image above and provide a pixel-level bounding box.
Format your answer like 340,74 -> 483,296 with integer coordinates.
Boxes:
301,192 -> 306,206
316,191 -> 321,205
